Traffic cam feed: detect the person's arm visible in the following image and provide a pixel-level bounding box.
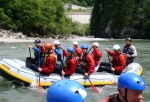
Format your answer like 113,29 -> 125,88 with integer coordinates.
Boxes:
113,54 -> 126,73
62,49 -> 68,57
86,54 -> 95,75
74,47 -> 82,57
33,47 -> 41,53
130,45 -> 137,57
93,47 -> 102,58
40,46 -> 46,54
55,49 -> 62,55
108,51 -> 115,56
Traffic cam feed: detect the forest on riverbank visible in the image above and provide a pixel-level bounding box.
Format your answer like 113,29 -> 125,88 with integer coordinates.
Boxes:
0,0 -> 150,39
90,0 -> 150,39
0,0 -> 89,38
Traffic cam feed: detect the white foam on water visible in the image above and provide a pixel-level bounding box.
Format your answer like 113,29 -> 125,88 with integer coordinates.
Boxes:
28,82 -> 47,94
11,47 -> 16,48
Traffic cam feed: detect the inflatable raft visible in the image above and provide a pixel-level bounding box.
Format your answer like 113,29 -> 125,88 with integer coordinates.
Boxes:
0,58 -> 143,87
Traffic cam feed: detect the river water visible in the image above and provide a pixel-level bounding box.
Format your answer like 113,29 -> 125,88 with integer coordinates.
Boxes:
0,39 -> 150,102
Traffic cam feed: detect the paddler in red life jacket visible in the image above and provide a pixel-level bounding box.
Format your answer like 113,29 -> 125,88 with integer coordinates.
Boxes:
61,47 -> 77,76
102,73 -> 146,102
37,43 -> 57,75
72,41 -> 82,57
91,42 -> 102,67
97,44 -> 127,75
75,44 -> 95,77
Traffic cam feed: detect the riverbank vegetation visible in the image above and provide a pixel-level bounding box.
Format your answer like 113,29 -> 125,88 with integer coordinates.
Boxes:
0,0 -> 88,38
1,0 -> 150,39
90,0 -> 150,39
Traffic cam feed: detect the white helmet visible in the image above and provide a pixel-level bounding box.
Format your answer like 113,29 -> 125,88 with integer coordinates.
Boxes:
113,44 -> 120,50
73,41 -> 78,45
93,42 -> 99,47
53,40 -> 60,45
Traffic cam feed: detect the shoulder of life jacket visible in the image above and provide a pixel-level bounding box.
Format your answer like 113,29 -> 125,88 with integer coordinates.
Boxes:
44,53 -> 57,64
63,60 -> 68,67
120,53 -> 128,61
63,57 -> 75,68
123,45 -> 134,55
81,53 -> 88,66
74,52 -> 78,57
109,92 -> 118,102
81,61 -> 88,66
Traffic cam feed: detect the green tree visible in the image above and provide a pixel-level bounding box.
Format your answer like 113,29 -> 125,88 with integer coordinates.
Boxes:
90,0 -> 115,38
111,0 -> 134,38
143,0 -> 150,39
90,0 -> 134,38
0,0 -> 84,36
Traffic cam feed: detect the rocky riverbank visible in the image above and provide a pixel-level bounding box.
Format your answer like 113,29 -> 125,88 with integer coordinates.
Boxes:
0,29 -> 107,43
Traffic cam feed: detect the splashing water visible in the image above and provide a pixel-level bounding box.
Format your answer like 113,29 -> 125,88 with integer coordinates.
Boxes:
28,82 -> 47,94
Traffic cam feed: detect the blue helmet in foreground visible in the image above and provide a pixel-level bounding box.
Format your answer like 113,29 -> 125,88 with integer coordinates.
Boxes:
67,47 -> 75,53
81,44 -> 88,49
118,73 -> 146,91
47,79 -> 88,102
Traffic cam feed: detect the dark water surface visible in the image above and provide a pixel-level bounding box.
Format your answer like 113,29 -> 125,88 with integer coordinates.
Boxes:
0,39 -> 150,102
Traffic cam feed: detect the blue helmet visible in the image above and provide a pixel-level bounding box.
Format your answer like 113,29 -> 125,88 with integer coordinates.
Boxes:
47,79 -> 88,102
67,47 -> 75,53
81,44 -> 88,49
118,73 -> 146,91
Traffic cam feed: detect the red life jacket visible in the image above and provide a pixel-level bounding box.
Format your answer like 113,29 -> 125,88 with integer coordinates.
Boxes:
108,51 -> 127,73
63,56 -> 77,76
41,52 -> 57,74
102,92 -> 118,102
91,47 -> 102,66
102,92 -> 144,102
44,52 -> 57,65
80,53 -> 95,75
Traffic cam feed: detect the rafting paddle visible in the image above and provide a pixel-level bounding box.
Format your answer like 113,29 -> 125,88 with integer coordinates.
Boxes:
82,68 -> 100,93
107,51 -> 111,66
29,48 -> 31,58
38,50 -> 41,88
88,46 -> 93,53
87,77 -> 100,93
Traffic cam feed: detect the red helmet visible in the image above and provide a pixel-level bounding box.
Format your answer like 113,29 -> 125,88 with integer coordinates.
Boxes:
44,43 -> 53,49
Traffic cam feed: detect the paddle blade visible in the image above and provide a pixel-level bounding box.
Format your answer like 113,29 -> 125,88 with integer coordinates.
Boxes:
29,82 -> 46,94
38,72 -> 41,88
91,84 -> 100,93
38,82 -> 41,88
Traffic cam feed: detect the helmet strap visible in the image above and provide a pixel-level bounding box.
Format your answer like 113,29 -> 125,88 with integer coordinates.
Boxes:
36,46 -> 40,48
47,49 -> 52,54
119,88 -> 128,102
68,54 -> 74,58
124,88 -> 128,102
